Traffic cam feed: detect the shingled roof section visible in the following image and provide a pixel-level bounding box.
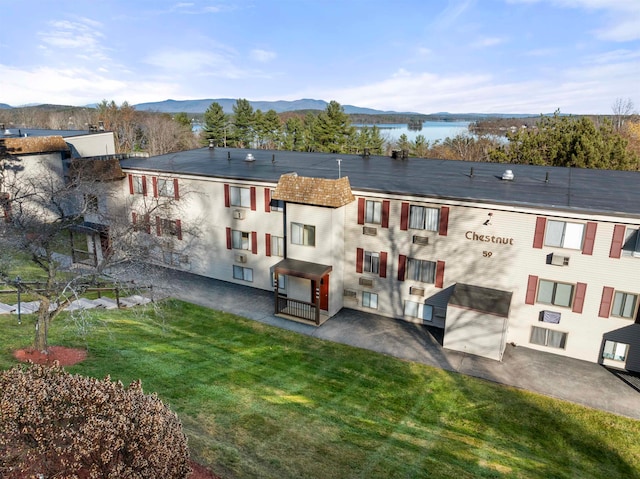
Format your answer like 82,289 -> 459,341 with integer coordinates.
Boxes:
68,158 -> 126,182
3,136 -> 70,155
272,174 -> 355,208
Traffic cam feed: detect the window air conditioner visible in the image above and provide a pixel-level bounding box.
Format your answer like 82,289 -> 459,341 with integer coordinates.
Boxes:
234,253 -> 247,263
343,289 -> 357,298
540,310 -> 561,324
363,226 -> 377,236
233,209 -> 245,220
413,235 -> 429,246
550,253 -> 570,266
359,277 -> 374,287
410,286 -> 425,296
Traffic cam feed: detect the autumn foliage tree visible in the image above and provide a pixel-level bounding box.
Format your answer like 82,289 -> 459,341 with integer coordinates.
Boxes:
0,363 -> 190,478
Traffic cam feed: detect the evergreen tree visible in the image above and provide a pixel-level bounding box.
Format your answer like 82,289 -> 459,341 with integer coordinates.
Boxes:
232,98 -> 255,148
201,102 -> 227,147
282,117 -> 305,151
313,101 -> 355,153
412,134 -> 429,158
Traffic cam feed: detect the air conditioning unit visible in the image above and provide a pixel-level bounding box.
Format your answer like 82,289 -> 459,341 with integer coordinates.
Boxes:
359,277 -> 374,287
233,209 -> 245,220
363,226 -> 377,236
234,253 -> 247,263
540,310 -> 561,324
550,253 -> 570,266
413,235 -> 429,246
343,289 -> 357,298
410,286 -> 425,296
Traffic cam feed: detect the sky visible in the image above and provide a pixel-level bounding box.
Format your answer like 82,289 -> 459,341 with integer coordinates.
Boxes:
0,0 -> 638,114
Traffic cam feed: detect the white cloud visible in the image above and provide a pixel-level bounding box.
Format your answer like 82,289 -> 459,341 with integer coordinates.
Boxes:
250,49 -> 276,63
471,36 -> 507,48
38,17 -> 111,63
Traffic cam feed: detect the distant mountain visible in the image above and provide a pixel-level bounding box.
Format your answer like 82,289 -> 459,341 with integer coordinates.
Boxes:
0,103 -> 12,109
133,98 -> 411,115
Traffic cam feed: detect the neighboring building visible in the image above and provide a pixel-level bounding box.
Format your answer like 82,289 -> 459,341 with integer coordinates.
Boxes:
4,128 -> 640,372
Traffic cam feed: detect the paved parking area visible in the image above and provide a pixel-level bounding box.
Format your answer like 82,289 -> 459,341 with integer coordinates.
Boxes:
156,268 -> 640,419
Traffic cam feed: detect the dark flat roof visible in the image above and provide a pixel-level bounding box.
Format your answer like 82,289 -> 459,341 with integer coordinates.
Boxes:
119,147 -> 640,218
2,128 -> 96,138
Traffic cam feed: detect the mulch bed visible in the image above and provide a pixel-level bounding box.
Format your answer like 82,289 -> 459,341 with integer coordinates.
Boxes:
12,346 -> 222,479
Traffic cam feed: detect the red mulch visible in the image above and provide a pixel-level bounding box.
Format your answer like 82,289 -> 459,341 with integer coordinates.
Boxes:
12,346 -> 222,479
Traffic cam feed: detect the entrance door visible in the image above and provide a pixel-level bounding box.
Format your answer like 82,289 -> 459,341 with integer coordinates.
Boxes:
320,274 -> 329,311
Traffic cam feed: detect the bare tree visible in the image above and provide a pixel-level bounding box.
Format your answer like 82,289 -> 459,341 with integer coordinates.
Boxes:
612,97 -> 636,132
0,143 -> 199,351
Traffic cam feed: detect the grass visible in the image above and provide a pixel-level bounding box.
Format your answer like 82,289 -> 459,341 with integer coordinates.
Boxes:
1,300 -> 639,479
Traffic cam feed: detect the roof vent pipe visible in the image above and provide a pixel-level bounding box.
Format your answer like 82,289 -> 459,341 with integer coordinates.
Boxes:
502,169 -> 515,181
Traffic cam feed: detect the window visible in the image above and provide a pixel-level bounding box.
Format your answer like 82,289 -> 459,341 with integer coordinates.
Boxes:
545,220 -> 584,249
365,200 -> 381,224
537,280 -> 574,307
622,228 -> 640,257
611,291 -> 638,319
233,265 -> 253,282
409,206 -> 439,231
84,194 -> 98,212
364,251 -> 380,274
270,190 -> 284,212
132,212 -> 151,233
159,218 -> 180,237
271,236 -> 285,257
404,301 -> 433,321
133,175 -> 145,194
362,292 -> 378,309
603,340 -> 628,362
163,251 -> 188,266
157,178 -> 175,197
406,258 -> 436,283
530,326 -> 567,349
232,230 -> 251,250
230,186 -> 251,207
271,273 -> 287,292
291,223 -> 315,246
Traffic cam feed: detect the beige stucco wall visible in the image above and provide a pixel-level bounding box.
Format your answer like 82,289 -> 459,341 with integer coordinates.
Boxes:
65,132 -> 116,157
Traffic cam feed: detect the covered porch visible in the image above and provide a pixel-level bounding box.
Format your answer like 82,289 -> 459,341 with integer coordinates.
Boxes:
69,221 -> 110,267
272,258 -> 332,326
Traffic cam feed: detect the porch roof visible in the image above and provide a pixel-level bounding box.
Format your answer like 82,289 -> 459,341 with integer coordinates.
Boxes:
272,258 -> 332,280
449,283 -> 512,318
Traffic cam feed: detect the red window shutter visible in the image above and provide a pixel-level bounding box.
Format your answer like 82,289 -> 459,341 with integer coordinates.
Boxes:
174,179 -> 180,200
400,202 -> 409,230
225,227 -> 232,249
380,252 -> 388,278
356,248 -> 364,273
599,286 -> 614,318
357,198 -> 365,225
251,231 -> 258,254
533,217 -> 546,248
152,177 -> 158,198
224,184 -> 230,207
176,219 -> 182,240
264,189 -> 271,213
131,212 -> 137,224
572,282 -> 587,313
435,260 -> 445,288
609,224 -> 625,258
381,201 -> 390,228
128,174 -> 134,195
265,233 -> 271,257
142,176 -> 148,196
155,216 -> 161,236
525,275 -> 538,305
250,187 -> 256,211
144,214 -> 150,234
582,222 -> 597,255
439,206 -> 449,236
397,255 -> 407,281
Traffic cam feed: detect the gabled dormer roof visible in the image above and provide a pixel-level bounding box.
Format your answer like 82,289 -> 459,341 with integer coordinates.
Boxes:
272,173 -> 355,208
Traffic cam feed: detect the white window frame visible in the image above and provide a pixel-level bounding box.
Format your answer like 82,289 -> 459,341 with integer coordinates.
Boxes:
544,220 -> 584,250
365,200 -> 381,224
362,291 -> 378,309
536,279 -> 574,308
530,326 -> 567,349
291,223 -> 315,247
270,189 -> 284,212
403,301 -> 433,321
409,205 -> 439,231
611,291 -> 638,319
406,258 -> 436,283
622,228 -> 640,257
271,235 -> 285,257
133,175 -> 144,194
364,251 -> 380,274
230,186 -> 251,208
233,265 -> 253,282
232,230 -> 251,250
157,178 -> 175,197
603,340 -> 628,362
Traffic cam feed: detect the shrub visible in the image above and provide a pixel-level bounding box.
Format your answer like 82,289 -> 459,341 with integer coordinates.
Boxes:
0,363 -> 191,478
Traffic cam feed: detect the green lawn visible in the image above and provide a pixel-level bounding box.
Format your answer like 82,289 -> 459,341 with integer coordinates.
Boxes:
1,300 -> 639,479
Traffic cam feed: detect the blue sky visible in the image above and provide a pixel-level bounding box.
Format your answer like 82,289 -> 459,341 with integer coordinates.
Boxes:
0,0 -> 638,114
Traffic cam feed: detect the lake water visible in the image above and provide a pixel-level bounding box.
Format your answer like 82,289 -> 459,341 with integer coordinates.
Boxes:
356,120 -> 471,144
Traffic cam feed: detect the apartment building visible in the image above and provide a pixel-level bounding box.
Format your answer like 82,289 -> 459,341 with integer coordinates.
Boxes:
118,146 -> 640,373
4,128 -> 639,371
